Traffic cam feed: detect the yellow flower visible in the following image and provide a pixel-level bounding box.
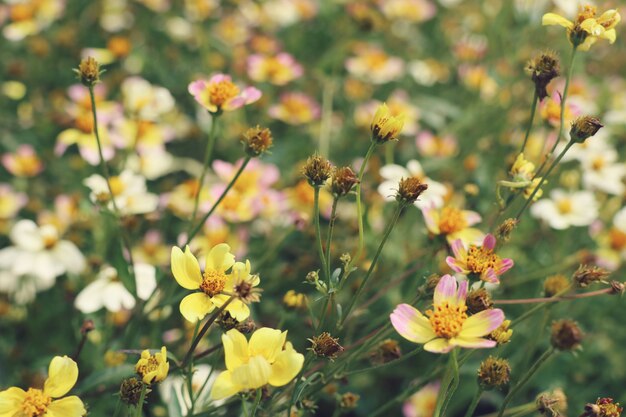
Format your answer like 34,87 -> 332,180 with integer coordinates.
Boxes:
370,103 -> 405,143
210,328 -> 304,400
135,346 -> 169,385
0,356 -> 86,417
543,6 -> 620,51
170,244 -> 259,322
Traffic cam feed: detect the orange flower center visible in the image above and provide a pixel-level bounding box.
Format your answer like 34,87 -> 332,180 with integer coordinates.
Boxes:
10,4 -> 36,22
207,80 -> 239,108
576,5 -> 597,24
283,97 -> 313,121
426,301 -> 468,339
556,199 -> 573,214
591,156 -> 605,171
438,207 -> 467,234
21,388 -> 51,417
466,246 -> 500,274
609,228 -> 626,250
136,356 -> 160,379
75,113 -> 94,133
200,269 -> 227,297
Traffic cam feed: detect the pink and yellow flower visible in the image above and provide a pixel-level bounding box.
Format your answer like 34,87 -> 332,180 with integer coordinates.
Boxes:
422,205 -> 483,246
188,74 -> 261,114
2,145 -> 43,177
390,275 -> 505,353
268,92 -> 320,125
446,234 -> 514,284
247,53 -> 304,86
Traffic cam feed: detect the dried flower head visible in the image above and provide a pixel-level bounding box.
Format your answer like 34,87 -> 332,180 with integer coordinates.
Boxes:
309,332 -> 344,360
495,218 -> 518,243
80,319 -> 95,335
582,398 -> 623,417
371,103 -> 405,144
537,388 -> 568,417
119,377 -> 147,406
489,320 -> 513,345
340,392 -> 360,409
573,265 -> 610,287
302,155 -> 332,187
551,319 -> 583,351
241,125 -> 273,156
544,274 -> 571,297
396,177 -> 428,205
477,356 -> 511,390
610,281 -> 625,295
526,51 -> 560,101
331,166 -> 359,197
218,311 -> 257,333
466,288 -> 494,314
426,274 -> 442,291
369,339 -> 402,365
570,116 -> 603,144
75,56 -> 103,87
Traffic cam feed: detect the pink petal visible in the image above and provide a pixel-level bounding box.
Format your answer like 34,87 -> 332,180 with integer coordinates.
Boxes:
483,234 -> 496,250
464,210 -> 482,226
450,239 -> 466,258
461,308 -> 504,337
456,280 -> 468,304
434,274 -> 457,306
242,86 -> 262,104
188,80 -> 207,96
223,97 -> 245,111
445,257 -> 465,274
450,337 -> 497,349
497,258 -> 514,274
209,73 -> 230,84
482,268 -> 500,284
390,304 -> 436,344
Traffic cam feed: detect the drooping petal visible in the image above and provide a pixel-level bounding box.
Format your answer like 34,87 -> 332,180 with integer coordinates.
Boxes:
602,28 -> 617,43
46,396 -> 87,417
170,246 -> 202,290
434,275 -> 457,306
390,304 -> 437,343
249,328 -> 286,363
445,256 -> 466,274
423,338 -> 453,353
449,336 -> 497,349
210,371 -> 241,400
497,258 -> 515,274
205,243 -> 235,272
225,299 -> 250,322
482,268 -> 500,284
268,343 -> 304,387
223,329 -> 249,371
231,356 -> 272,390
482,234 -> 496,250
460,309 -> 504,338
0,387 -> 26,415
179,293 -> 215,322
542,13 -> 574,29
44,356 -> 78,398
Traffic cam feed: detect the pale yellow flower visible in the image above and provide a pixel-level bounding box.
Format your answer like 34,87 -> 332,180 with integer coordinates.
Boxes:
135,346 -> 170,385
543,6 -> 620,51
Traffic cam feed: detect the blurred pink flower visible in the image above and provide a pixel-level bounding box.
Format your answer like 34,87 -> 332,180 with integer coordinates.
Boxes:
188,74 -> 261,113
247,52 -> 304,86
2,145 -> 43,177
268,92 -> 320,125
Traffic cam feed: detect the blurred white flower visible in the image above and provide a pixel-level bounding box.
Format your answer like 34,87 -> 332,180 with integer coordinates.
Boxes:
530,189 -> 598,230
84,170 -> 159,215
0,219 -> 85,303
378,160 -> 447,209
74,263 -> 156,313
121,77 -> 175,121
580,148 -> 626,195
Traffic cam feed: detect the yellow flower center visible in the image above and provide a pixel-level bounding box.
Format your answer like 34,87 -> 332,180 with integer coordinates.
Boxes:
576,5 -> 597,24
426,301 -> 468,339
556,199 -> 573,214
609,228 -> 626,250
10,4 -> 36,22
466,246 -> 500,274
438,207 -> 467,234
13,155 -> 41,177
364,51 -> 388,70
261,57 -> 290,81
591,156 -> 605,171
21,388 -> 51,417
207,80 -> 239,108
75,113 -> 94,134
200,269 -> 227,297
136,356 -> 160,379
283,97 -> 312,121
109,176 -> 125,197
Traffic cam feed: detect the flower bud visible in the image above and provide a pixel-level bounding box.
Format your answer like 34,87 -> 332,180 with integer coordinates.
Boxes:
241,125 -> 273,156
477,356 -> 511,390
119,377 -> 147,405
544,274 -> 570,297
75,56 -> 102,87
309,332 -> 344,360
550,319 -> 583,350
466,288 -> 493,314
570,116 -> 603,144
340,393 -> 360,409
302,155 -> 332,187
371,103 -> 404,144
495,218 -> 518,243
368,339 -> 402,365
572,265 -> 610,288
331,166 -> 359,197
536,388 -> 568,417
396,177 -> 428,205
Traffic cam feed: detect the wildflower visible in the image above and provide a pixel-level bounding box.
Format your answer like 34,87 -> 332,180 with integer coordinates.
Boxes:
309,332 -> 344,360
135,346 -> 169,384
84,169 -> 159,216
544,274 -> 571,296
302,155 -> 332,187
283,290 -> 307,309
537,388 -> 568,417
247,53 -> 304,86
241,126 -> 273,157
331,166 -> 359,197
231,260 -> 262,306
371,103 -> 405,143
530,189 -> 598,230
2,0 -> 65,41
1,145 -> 44,177
509,153 -> 546,200
581,398 -> 623,417
477,356 -> 511,390
580,147 -> 626,196
570,116 -> 603,143
0,184 -> 27,220
489,320 -> 513,345
495,218 -> 518,243
550,319 -> 583,350
390,274 -> 505,353
121,77 -> 175,121
572,265 -> 610,288
188,74 -> 261,114
268,92 -> 321,125
446,234 -> 514,284
378,160 -> 448,210
355,91 -> 420,136
346,44 -> 405,84
210,328 -> 304,400
340,393 -> 360,409
0,356 -> 86,416
119,377 -> 145,405
526,51 -> 560,101
466,288 -> 493,314
543,6 -> 621,51
422,205 -> 484,246
396,177 -> 428,205
75,56 -> 102,86
415,130 -> 457,158
402,382 -> 439,417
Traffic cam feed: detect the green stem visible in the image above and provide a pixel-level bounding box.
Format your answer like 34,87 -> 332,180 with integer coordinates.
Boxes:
249,389 -> 262,417
519,91 -> 538,155
437,348 -> 460,417
188,117 -> 219,235
354,142 -> 377,262
340,202 -> 403,326
185,156 -> 251,246
511,286 -> 572,328
496,347 -> 556,417
464,387 -> 484,417
314,187 -> 328,281
325,197 -> 339,285
134,383 -> 148,417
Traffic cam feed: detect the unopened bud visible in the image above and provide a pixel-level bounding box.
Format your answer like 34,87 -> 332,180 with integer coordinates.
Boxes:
302,155 -> 332,187
570,116 -> 603,144
241,125 -> 273,156
75,56 -> 102,87
396,177 -> 428,205
331,166 -> 359,197
551,319 -> 583,350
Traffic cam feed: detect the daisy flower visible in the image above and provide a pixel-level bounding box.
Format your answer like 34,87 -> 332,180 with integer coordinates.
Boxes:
247,53 -> 304,86
422,204 -> 484,246
446,234 -> 514,284
188,74 -> 261,114
378,160 -> 447,210
530,189 -> 598,230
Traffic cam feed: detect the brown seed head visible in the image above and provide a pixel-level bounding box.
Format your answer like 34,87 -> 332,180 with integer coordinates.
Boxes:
496,218 -> 518,243
466,288 -> 493,314
551,319 -> 583,350
526,51 -> 560,101
396,177 -> 428,205
119,377 -> 147,406
331,166 -> 359,197
302,155 -> 332,186
309,332 -> 344,360
570,116 -> 603,144
537,388 -> 568,417
241,125 -> 273,156
477,356 -> 511,390
572,265 -> 610,288
340,392 -> 360,409
75,56 -> 102,87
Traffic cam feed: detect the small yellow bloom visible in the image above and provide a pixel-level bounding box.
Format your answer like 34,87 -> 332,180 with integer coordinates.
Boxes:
370,103 -> 405,143
542,6 -> 620,51
0,356 -> 86,417
210,328 -> 304,400
135,346 -> 169,385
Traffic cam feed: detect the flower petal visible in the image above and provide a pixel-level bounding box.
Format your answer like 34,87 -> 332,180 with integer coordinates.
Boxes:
434,274 -> 457,306
461,309 -> 504,338
455,280 -> 468,305
450,336 -> 497,349
249,328 -> 286,363
223,329 -> 249,371
46,396 -> 87,417
445,257 -> 466,273
268,342 -> 304,387
390,304 -> 436,343
179,293 -> 215,322
44,356 -> 78,398
206,243 -> 235,272
225,299 -> 250,322
171,246 -> 202,290
482,234 -> 496,250
0,387 -> 26,415
231,355 -> 272,390
210,371 -> 241,400
542,13 -> 574,29
423,338 -> 454,353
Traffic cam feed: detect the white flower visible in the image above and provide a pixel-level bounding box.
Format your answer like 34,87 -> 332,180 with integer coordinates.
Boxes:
377,160 -> 447,209
159,365 -> 218,414
74,263 -> 156,313
580,148 -> 626,195
0,220 -> 86,304
530,189 -> 598,230
121,77 -> 175,121
84,169 -> 159,215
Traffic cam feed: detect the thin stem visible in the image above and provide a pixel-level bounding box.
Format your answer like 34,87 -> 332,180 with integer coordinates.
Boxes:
496,347 -> 556,417
465,387 -> 484,417
185,157 -> 252,246
134,383 -> 148,417
510,285 -> 571,327
181,296 -> 234,369
325,197 -> 339,284
313,187 -> 328,281
519,91 -> 538,155
341,202 -> 403,326
249,389 -> 262,417
354,142 -> 377,262
188,117 -> 219,235
494,287 -> 613,305
439,348 -> 460,417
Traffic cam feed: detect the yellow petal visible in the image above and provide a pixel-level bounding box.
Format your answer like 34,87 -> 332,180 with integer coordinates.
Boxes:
602,28 -> 617,43
46,396 -> 87,417
225,299 -> 250,322
542,13 -> 574,29
268,343 -> 304,387
580,18 -> 604,36
0,387 -> 26,416
223,329 -> 249,371
249,328 -> 286,363
423,338 -> 454,353
597,9 -> 620,29
577,36 -> 597,51
231,356 -> 271,390
171,246 -> 202,290
206,243 -> 235,272
210,371 -> 241,400
179,293 -> 215,322
44,356 -> 78,398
